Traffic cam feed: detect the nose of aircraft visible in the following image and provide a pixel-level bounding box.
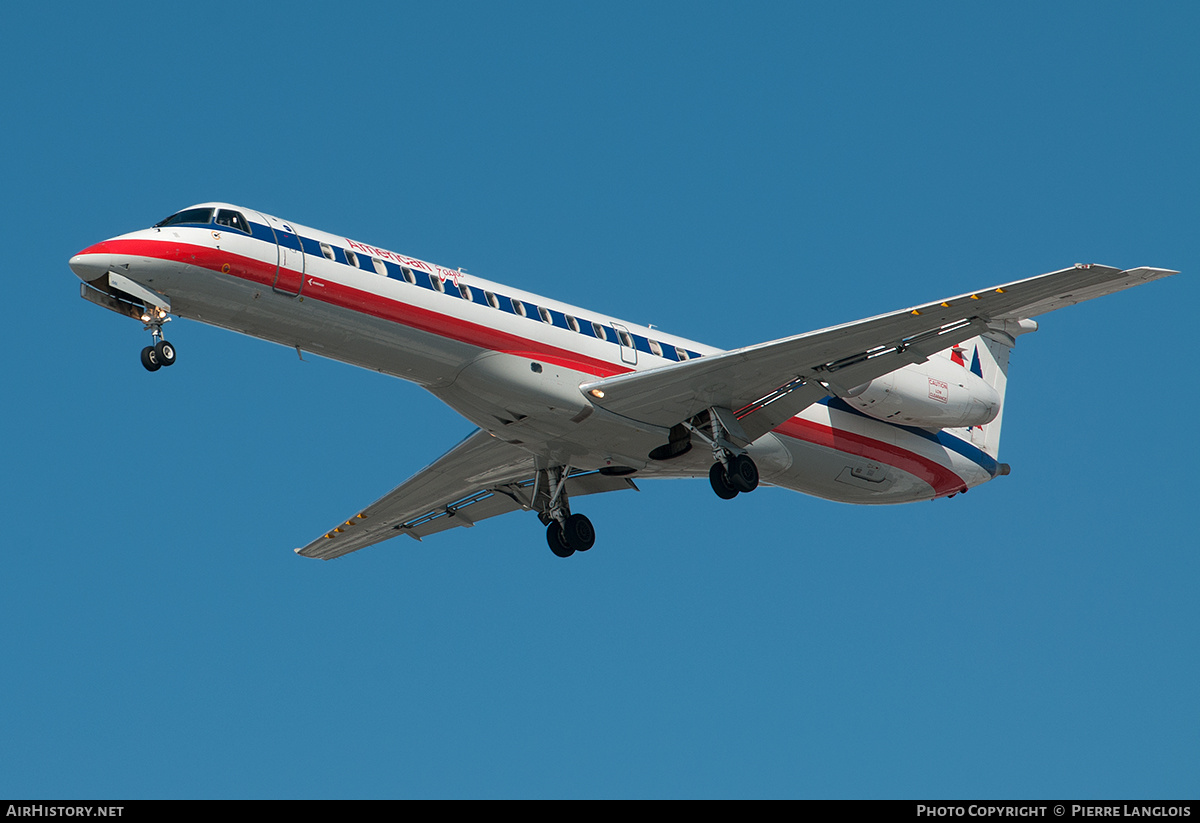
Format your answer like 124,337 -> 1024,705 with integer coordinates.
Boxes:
69,244 -> 111,283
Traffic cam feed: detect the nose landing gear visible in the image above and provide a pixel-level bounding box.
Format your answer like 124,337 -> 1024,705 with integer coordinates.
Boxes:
139,307 -> 177,372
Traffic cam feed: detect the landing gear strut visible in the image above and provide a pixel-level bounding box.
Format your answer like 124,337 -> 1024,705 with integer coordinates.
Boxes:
139,307 -> 176,372
536,466 -> 596,557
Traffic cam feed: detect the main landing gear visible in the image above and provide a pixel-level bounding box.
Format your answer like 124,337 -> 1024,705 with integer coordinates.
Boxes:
546,513 -> 596,558
536,466 -> 596,558
687,412 -> 760,500
138,307 -> 177,372
709,453 -> 759,499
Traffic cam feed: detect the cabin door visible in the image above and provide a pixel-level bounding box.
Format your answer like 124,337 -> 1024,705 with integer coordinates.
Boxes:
611,322 -> 638,366
263,214 -> 306,296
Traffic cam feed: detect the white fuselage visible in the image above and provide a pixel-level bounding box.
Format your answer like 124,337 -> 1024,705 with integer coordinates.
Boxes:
70,203 -> 999,505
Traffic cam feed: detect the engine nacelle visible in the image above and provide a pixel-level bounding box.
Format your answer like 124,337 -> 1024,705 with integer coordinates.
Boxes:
840,355 -> 1000,429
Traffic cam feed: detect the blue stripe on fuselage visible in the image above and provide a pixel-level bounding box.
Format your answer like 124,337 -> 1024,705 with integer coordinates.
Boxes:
821,397 -> 1000,477
195,217 -> 705,362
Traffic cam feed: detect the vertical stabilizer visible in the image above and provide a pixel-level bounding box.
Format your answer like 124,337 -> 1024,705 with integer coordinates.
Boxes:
957,319 -> 1038,458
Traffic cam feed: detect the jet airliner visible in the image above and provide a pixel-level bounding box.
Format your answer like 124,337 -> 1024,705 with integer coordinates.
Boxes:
69,204 -> 1178,559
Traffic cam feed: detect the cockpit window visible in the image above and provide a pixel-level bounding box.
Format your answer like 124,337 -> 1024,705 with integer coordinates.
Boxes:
155,208 -> 214,228
215,209 -> 251,234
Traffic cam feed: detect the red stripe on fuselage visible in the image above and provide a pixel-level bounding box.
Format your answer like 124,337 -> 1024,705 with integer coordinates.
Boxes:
81,237 -> 629,377
773,416 -> 966,496
81,236 -> 967,495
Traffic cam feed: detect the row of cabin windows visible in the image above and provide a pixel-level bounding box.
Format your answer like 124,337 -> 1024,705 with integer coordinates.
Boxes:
152,208 -> 701,362
312,236 -> 696,360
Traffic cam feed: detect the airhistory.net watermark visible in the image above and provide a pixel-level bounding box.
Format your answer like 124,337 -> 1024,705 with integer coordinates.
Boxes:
6,807 -> 123,817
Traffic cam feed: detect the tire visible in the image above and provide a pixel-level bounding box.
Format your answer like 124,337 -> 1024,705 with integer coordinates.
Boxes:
563,513 -> 595,553
709,462 -> 739,499
155,340 -> 176,367
546,522 -> 575,557
728,454 -> 759,493
140,346 -> 161,372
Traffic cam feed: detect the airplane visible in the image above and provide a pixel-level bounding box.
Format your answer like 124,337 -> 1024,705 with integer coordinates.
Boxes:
69,203 -> 1178,560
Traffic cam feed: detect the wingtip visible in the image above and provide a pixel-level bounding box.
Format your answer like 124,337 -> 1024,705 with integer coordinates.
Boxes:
1123,266 -> 1180,280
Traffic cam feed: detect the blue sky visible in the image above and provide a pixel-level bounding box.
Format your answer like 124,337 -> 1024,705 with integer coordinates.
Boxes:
1,2 -> 1196,799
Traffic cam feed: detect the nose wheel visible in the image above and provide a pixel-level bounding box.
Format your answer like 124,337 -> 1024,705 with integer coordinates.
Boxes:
138,309 -> 176,372
140,340 -> 177,372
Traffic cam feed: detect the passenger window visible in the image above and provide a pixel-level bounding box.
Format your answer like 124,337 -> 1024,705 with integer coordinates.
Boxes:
513,299 -> 527,317
320,243 -> 335,261
345,250 -> 360,268
485,291 -> 499,309
675,347 -> 690,361
592,322 -> 607,341
431,275 -> 445,293
649,339 -> 663,357
459,283 -> 473,300
372,258 -> 387,276
215,210 -> 250,233
566,315 -> 580,333
401,266 -> 415,284
618,330 -> 633,347
538,307 -> 553,324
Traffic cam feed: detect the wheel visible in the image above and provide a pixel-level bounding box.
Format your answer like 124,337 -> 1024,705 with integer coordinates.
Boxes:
546,522 -> 575,557
155,340 -> 176,367
709,462 -> 739,499
562,513 -> 595,552
728,454 -> 759,493
140,345 -> 161,372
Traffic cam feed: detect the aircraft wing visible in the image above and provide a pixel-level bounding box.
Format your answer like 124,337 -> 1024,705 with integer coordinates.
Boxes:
581,265 -> 1177,443
295,429 -> 638,560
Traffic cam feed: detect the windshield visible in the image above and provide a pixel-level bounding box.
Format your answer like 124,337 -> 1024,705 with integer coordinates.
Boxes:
154,207 -> 214,228
215,209 -> 250,233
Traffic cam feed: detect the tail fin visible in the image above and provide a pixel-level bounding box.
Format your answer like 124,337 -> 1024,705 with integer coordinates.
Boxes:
956,319 -> 1039,458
